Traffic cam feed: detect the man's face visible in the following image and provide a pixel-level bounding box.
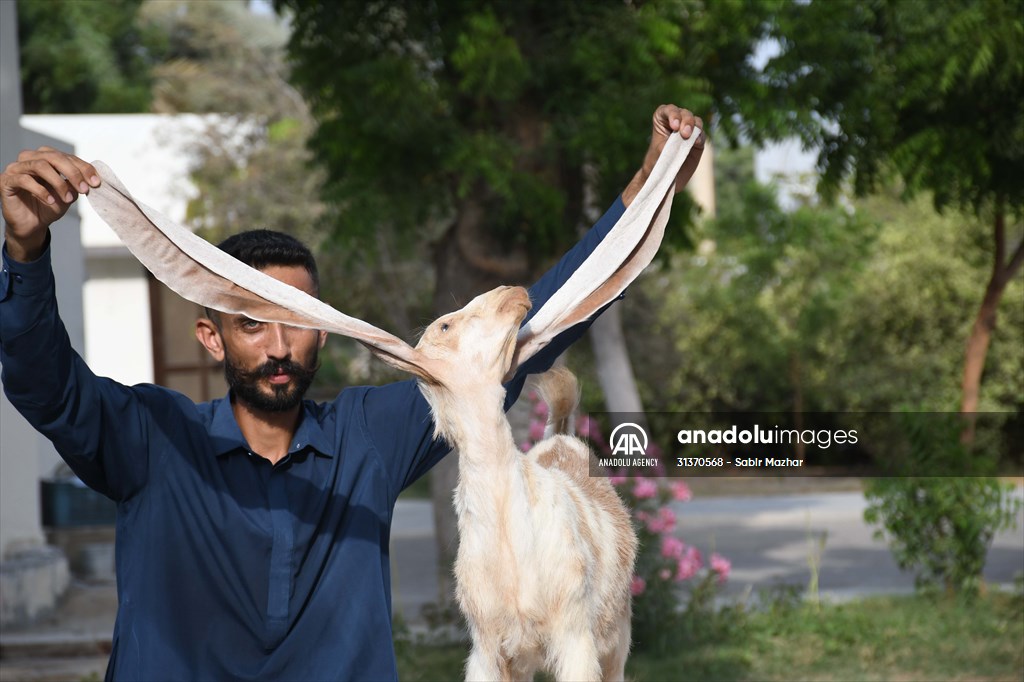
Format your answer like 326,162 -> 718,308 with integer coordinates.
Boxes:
198,265 -> 327,413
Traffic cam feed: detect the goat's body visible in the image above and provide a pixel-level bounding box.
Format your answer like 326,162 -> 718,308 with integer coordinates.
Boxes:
406,288 -> 637,681
431,369 -> 636,682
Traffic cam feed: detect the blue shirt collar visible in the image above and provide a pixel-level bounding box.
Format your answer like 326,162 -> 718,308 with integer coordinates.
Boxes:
208,392 -> 334,459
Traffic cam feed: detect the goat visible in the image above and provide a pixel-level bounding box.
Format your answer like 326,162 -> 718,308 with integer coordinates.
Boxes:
397,285 -> 638,682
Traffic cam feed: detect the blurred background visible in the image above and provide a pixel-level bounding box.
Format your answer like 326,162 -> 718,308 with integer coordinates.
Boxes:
0,1 -> 1021,680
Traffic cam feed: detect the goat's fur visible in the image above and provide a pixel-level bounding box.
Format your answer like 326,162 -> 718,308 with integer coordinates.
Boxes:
396,287 -> 638,682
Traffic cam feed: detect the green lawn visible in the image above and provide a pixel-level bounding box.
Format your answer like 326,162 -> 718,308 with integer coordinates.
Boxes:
394,591 -> 1024,681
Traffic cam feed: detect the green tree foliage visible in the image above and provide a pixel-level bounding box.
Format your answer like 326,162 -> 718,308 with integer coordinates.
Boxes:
750,0 -> 1024,417
273,0 -> 772,278
627,150 -> 1023,417
633,146 -> 877,416
17,0 -> 159,113
140,0 -> 298,117
756,0 -> 1023,212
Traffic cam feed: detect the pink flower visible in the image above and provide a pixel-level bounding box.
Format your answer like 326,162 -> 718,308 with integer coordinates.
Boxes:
659,568 -> 672,581
661,535 -> 685,559
528,419 -> 546,442
632,478 -> 658,499
647,506 -> 677,534
710,552 -> 731,583
609,473 -> 628,486
670,481 -> 693,502
658,507 -> 676,531
527,390 -> 538,402
635,510 -> 650,524
519,441 -> 532,453
630,575 -> 646,596
532,400 -> 550,419
675,546 -> 703,582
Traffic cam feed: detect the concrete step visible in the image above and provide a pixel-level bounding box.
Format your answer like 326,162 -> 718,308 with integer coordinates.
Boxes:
0,654 -> 109,682
0,631 -> 111,659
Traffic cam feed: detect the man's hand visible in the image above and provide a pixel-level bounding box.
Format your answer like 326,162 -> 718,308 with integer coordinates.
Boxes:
1,148 -> 101,262
622,104 -> 705,207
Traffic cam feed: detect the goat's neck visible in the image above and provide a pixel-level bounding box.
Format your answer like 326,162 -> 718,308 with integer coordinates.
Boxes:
420,381 -> 517,470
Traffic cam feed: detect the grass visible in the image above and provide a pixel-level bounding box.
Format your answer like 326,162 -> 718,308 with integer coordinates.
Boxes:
394,590 -> 1024,681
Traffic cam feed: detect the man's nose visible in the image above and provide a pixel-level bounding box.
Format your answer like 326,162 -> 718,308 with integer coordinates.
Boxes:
265,323 -> 292,360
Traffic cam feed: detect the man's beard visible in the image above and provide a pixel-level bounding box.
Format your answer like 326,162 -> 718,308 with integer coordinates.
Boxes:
224,350 -> 319,413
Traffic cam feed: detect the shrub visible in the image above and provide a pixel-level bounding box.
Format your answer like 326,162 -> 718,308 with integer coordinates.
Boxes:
864,413 -> 1021,596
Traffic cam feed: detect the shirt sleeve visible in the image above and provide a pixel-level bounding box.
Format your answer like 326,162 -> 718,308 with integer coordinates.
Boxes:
364,196 -> 626,495
0,237 -> 149,501
503,195 -> 626,407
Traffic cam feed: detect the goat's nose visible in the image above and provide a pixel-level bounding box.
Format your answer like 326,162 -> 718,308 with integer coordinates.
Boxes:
498,286 -> 531,313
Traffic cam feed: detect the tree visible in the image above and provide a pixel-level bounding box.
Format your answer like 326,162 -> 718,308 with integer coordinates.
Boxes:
17,0 -> 160,113
273,0 -> 773,604
750,0 -> 1024,420
630,149 -> 1023,420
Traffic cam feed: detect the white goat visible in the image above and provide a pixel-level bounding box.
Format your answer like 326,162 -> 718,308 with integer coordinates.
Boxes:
393,285 -> 638,682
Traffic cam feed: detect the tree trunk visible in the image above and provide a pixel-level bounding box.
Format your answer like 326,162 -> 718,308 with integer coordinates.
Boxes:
959,209 -> 1024,441
589,303 -> 646,423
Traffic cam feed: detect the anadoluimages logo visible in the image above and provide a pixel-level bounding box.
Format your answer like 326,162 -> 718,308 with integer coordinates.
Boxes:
610,422 -> 648,456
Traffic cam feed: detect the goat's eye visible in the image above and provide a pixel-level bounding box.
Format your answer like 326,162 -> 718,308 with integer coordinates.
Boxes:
440,323 -> 450,332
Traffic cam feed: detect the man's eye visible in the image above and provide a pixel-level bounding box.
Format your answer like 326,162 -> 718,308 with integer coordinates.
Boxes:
242,320 -> 261,330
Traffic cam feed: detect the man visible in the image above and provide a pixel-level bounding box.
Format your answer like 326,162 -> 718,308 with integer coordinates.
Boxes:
0,105 -> 703,680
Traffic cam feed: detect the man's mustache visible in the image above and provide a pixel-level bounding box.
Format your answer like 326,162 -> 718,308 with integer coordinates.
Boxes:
231,358 -> 320,383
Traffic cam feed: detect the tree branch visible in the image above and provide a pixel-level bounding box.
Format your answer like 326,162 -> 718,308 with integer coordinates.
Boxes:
1005,237 -> 1024,284
993,208 -> 1005,272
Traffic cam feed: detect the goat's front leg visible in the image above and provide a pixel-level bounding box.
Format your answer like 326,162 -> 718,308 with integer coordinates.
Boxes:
551,629 -> 601,682
465,640 -> 514,682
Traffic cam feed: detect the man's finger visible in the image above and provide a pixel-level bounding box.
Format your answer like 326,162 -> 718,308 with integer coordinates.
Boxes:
6,173 -> 59,207
39,151 -> 93,194
65,155 -> 101,188
16,149 -> 97,193
675,109 -> 697,139
25,159 -> 78,203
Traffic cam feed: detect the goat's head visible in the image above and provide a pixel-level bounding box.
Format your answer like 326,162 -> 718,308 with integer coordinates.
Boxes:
378,286 -> 532,392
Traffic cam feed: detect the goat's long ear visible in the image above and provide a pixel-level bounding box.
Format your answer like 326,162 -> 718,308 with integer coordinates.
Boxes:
86,162 -> 436,381
507,130 -> 702,374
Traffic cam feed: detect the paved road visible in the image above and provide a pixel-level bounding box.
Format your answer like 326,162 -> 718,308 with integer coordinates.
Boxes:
673,490 -> 1024,600
390,488 -> 1024,619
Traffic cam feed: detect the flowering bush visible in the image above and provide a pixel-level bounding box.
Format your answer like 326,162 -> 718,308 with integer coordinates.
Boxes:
520,391 -> 731,653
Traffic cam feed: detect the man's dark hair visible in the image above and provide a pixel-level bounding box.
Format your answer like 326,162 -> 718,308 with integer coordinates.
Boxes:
204,230 -> 320,324
217,229 -> 320,291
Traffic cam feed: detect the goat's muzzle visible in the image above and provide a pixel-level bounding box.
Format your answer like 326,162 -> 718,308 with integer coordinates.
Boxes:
497,286 -> 532,319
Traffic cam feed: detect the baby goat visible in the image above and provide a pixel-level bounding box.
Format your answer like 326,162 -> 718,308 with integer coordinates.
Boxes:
395,285 -> 638,682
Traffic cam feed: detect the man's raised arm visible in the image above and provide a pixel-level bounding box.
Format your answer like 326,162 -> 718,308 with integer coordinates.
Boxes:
503,104 -> 705,405
1,149 -> 149,500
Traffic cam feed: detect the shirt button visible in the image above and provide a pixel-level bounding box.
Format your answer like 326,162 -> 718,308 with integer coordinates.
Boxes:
14,274 -> 23,283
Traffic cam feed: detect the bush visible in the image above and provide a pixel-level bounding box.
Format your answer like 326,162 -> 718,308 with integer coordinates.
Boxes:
864,413 -> 1021,596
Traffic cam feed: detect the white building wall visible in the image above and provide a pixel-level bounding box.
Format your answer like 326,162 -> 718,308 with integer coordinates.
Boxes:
20,115 -> 208,393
